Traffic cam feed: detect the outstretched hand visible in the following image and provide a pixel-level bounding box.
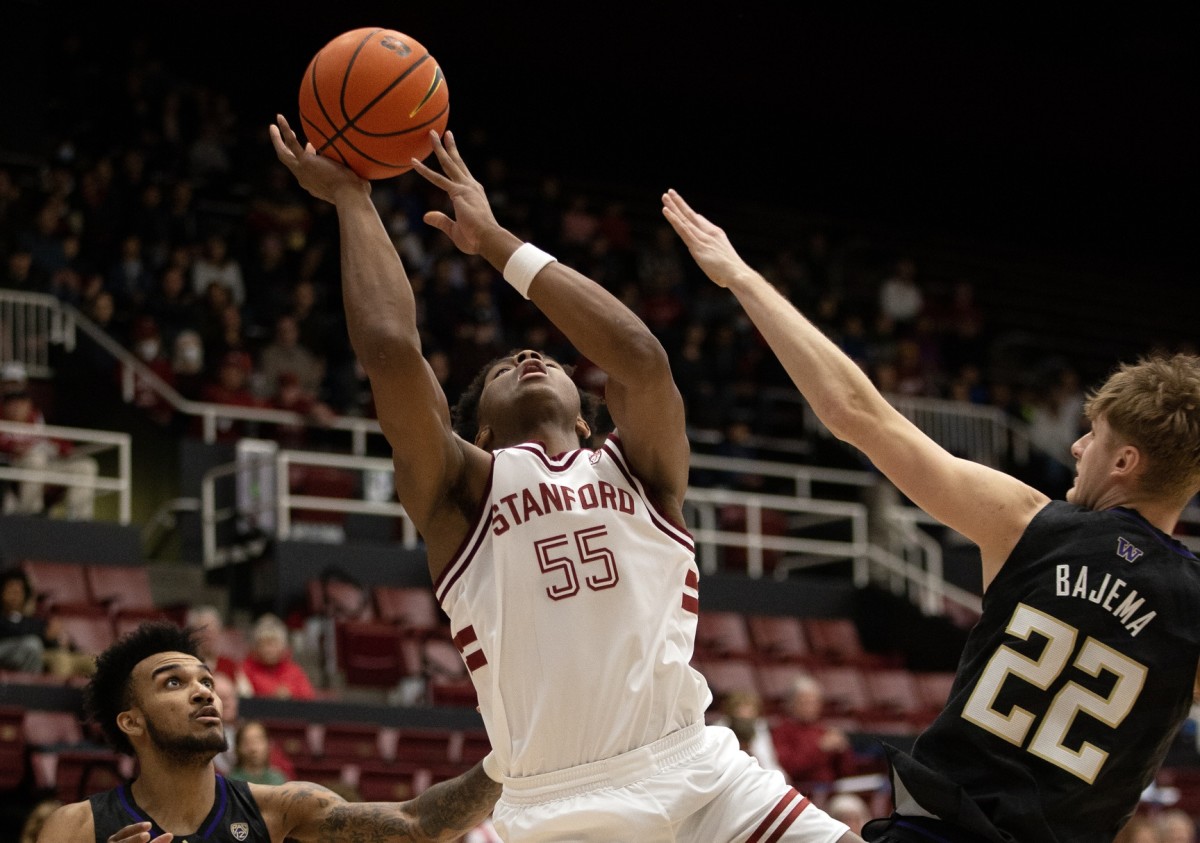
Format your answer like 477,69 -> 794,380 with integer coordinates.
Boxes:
661,189 -> 752,289
410,130 -> 499,255
268,114 -> 369,205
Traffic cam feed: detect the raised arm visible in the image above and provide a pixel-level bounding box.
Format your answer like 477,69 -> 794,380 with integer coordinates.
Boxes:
269,116 -> 488,558
259,761 -> 500,843
412,132 -> 689,512
662,190 -> 1048,585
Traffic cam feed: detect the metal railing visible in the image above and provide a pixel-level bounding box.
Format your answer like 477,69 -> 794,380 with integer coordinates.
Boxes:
0,418 -> 132,523
197,445 -> 984,618
200,445 -> 418,570
0,290 -> 388,455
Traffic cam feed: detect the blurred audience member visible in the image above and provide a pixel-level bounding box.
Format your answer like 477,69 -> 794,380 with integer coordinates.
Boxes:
184,604 -> 243,686
826,793 -> 870,836
257,314 -> 325,400
0,382 -> 97,520
171,329 -> 207,402
0,568 -> 93,678
191,232 -> 246,306
229,720 -> 290,785
713,690 -> 782,773
240,612 -> 316,700
199,350 -> 268,443
771,673 -> 855,795
269,372 -> 337,450
123,314 -> 176,426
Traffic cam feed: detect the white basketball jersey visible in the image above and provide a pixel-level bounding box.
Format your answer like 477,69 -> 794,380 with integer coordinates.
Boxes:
434,434 -> 711,778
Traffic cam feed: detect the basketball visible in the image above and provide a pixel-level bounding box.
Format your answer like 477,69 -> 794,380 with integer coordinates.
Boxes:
298,27 -> 449,180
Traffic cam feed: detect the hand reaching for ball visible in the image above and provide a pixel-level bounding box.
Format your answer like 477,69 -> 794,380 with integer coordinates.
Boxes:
409,130 -> 501,257
269,114 -> 370,205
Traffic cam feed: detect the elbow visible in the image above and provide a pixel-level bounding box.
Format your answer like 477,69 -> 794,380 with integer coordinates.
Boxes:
354,326 -> 422,378
624,327 -> 671,375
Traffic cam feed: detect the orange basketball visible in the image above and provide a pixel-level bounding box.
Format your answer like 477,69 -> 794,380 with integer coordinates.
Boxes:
298,27 -> 449,180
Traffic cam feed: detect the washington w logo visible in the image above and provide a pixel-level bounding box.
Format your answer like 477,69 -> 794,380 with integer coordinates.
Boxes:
1116,537 -> 1144,563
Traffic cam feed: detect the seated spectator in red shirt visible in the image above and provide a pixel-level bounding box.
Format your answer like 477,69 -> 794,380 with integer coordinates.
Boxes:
770,673 -> 855,795
239,612 -> 316,700
268,372 -> 337,451
198,350 -> 268,442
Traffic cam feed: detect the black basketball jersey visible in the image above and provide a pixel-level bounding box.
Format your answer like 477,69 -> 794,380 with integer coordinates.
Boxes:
887,502 -> 1200,843
90,774 -> 270,843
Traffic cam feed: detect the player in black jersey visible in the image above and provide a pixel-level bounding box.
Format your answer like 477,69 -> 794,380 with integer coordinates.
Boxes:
37,621 -> 500,843
663,190 -> 1200,843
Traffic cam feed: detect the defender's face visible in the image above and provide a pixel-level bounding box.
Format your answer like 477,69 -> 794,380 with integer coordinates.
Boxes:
1066,416 -> 1121,508
128,651 -> 225,752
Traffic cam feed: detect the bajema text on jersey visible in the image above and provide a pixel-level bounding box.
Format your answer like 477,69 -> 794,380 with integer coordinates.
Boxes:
1055,564 -> 1157,637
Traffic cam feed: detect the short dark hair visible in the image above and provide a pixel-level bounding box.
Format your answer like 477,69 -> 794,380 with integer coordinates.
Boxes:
0,567 -> 31,603
84,621 -> 201,755
451,349 -> 601,448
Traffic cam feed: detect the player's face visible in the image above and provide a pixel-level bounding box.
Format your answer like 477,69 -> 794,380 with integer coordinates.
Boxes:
127,652 -> 227,760
1066,416 -> 1122,508
478,349 -> 581,428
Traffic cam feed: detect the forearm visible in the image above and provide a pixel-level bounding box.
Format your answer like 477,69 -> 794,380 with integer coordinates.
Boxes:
726,269 -> 890,444
401,762 -> 501,841
335,186 -> 423,369
479,227 -> 668,385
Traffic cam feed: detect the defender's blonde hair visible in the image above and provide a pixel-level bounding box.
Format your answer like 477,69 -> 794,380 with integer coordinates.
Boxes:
1084,354 -> 1200,502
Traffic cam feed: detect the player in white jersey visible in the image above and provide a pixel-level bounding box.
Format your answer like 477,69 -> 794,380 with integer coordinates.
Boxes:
270,116 -> 862,843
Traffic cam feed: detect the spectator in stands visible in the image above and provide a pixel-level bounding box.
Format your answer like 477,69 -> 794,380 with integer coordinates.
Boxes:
143,263 -> 200,349
0,567 -> 50,673
37,620 -> 500,841
184,604 -> 242,686
770,673 -> 855,795
1159,809 -> 1198,843
827,793 -> 870,837
191,231 -> 246,307
0,568 -> 93,678
198,350 -> 268,443
228,720 -> 290,785
0,382 -> 97,520
257,313 -> 326,400
713,690 -> 782,773
170,328 -> 207,403
877,256 -> 924,331
123,313 -> 176,427
268,371 -> 337,450
239,612 -> 316,700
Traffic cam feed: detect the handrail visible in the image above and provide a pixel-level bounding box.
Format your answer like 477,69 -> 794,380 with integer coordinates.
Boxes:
0,290 -> 387,455
0,418 -> 132,523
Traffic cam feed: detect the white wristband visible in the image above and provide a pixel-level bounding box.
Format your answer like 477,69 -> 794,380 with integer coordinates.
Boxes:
481,750 -> 504,782
502,243 -> 556,299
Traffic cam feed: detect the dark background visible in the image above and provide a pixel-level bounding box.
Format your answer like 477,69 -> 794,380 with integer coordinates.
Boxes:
2,2 -> 1194,287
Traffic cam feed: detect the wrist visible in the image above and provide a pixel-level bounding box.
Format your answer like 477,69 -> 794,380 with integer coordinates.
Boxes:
502,242 -> 557,299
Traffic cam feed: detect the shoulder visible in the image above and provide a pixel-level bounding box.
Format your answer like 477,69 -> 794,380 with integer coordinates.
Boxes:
37,799 -> 94,841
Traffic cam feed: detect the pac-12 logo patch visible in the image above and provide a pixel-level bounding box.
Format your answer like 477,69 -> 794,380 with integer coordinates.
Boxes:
229,822 -> 249,841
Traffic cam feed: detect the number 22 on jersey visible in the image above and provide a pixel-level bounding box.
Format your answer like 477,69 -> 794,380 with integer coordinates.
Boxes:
961,603 -> 1147,783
